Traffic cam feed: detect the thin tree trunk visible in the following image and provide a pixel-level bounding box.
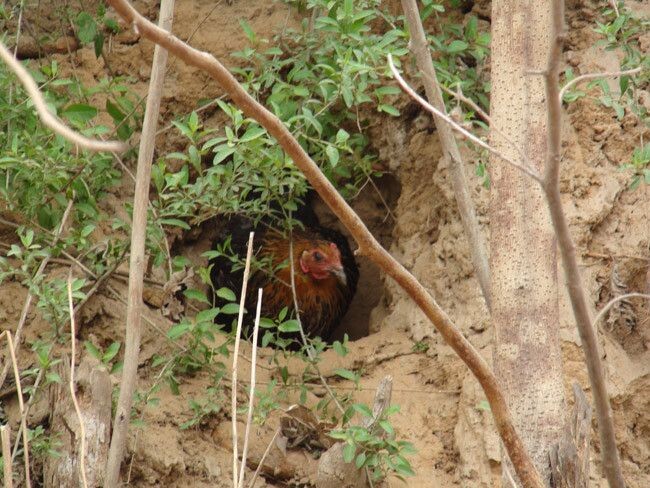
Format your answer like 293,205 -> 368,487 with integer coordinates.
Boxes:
489,1 -> 566,485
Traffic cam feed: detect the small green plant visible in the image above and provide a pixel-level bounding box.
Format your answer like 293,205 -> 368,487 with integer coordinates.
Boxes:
180,383 -> 226,430
84,341 -> 123,374
621,142 -> 650,189
330,403 -> 416,482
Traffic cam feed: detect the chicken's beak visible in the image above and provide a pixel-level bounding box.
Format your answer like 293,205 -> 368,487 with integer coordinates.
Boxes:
329,265 -> 347,285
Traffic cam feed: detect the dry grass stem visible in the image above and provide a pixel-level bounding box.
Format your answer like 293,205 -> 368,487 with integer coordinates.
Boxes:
67,273 -> 89,488
238,288 -> 263,488
0,332 -> 31,488
593,293 -> 650,329
1,425 -> 13,488
232,232 -> 255,488
0,41 -> 126,153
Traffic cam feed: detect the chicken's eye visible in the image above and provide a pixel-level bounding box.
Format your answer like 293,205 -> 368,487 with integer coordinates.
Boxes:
313,251 -> 323,262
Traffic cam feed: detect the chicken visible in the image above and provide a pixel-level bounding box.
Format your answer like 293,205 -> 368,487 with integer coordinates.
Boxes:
209,212 -> 359,346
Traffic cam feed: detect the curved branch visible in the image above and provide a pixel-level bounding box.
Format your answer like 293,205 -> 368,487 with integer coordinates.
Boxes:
0,42 -> 127,153
559,67 -> 642,102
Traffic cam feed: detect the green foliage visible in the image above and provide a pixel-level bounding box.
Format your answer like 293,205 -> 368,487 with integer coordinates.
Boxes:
621,142 -> 650,190
330,403 -> 416,482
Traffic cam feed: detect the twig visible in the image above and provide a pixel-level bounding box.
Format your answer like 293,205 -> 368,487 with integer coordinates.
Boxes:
0,41 -> 126,153
0,199 -> 73,394
544,2 -> 626,487
232,232 -> 255,488
558,67 -> 642,102
1,425 -> 13,488
104,2 -> 175,485
104,2 -> 546,485
388,54 -> 543,184
593,293 -> 650,330
0,332 -> 31,488
400,0 -> 492,311
11,368 -> 44,462
246,429 -> 279,488
238,288 -> 263,488
67,273 -> 89,488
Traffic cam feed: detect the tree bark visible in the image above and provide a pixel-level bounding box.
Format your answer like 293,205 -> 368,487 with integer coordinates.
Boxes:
489,1 -> 566,485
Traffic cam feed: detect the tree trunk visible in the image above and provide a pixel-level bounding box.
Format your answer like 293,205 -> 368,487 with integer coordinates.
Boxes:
489,1 -> 566,485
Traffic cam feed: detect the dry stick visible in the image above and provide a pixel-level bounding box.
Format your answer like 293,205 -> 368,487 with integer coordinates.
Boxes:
544,2 -> 626,487
558,66 -> 642,102
67,273 -> 89,488
104,1 -> 175,485
232,232 -> 255,488
400,0 -> 491,311
1,425 -> 13,488
0,332 -> 30,488
0,41 -> 126,153
387,55 -> 543,184
593,293 -> 650,329
238,288 -> 263,488
246,429 -> 280,488
0,198 -> 73,393
105,2 -> 544,486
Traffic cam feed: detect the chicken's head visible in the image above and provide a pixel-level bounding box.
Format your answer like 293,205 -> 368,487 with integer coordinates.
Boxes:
299,242 -> 346,284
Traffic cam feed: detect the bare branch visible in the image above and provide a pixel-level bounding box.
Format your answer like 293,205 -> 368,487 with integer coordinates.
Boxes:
106,2 -> 546,486
400,0 -> 491,311
593,293 -> 650,330
66,274 -> 89,488
238,288 -> 263,488
559,67 -> 642,102
232,232 -> 255,488
388,55 -> 543,184
544,2 -> 626,487
0,41 -> 126,153
104,1 -> 174,485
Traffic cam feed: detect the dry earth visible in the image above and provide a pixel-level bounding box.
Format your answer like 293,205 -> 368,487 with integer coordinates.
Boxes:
1,0 -> 649,487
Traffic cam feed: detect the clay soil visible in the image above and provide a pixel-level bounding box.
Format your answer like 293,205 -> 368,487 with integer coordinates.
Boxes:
1,0 -> 649,487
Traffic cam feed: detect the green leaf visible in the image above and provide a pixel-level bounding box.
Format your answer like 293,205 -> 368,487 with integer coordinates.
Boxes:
75,12 -> 97,44
160,218 -> 191,230
352,403 -> 372,418
239,19 -> 256,43
196,308 -> 220,322
216,287 -> 237,301
447,40 -> 469,53
221,303 -> 240,315
167,323 -> 190,340
184,288 -> 211,304
62,103 -> 98,124
334,368 -> 358,382
325,145 -> 339,167
355,452 -> 367,468
278,319 -> 300,333
84,341 -> 102,360
378,104 -> 400,116
239,126 -> 266,142
103,342 -> 121,362
343,443 -> 356,463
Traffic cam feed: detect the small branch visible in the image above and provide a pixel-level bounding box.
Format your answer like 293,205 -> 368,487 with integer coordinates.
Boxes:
1,425 -> 13,488
388,55 -> 543,184
0,332 -> 31,488
558,67 -> 642,102
0,41 -> 126,153
400,0 -> 491,311
238,288 -> 263,488
104,2 -> 174,485
67,273 -> 89,488
544,2 -> 626,487
593,293 -> 650,330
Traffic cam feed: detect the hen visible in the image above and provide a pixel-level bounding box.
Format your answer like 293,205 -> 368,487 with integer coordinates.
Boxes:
209,211 -> 359,346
